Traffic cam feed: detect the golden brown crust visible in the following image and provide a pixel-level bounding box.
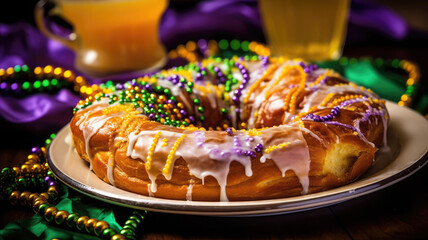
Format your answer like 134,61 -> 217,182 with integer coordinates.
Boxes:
70,61 -> 388,201
70,103 -> 386,201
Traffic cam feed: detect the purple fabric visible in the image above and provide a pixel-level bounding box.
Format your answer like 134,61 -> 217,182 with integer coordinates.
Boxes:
0,90 -> 79,131
350,2 -> 407,40
161,0 -> 264,48
0,0 -> 421,135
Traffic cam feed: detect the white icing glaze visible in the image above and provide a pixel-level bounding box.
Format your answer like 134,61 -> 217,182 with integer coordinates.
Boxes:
186,178 -> 195,201
106,155 -> 115,186
77,106 -> 118,170
123,119 -> 312,201
73,59 -> 387,202
299,126 -> 327,148
126,129 -> 263,201
205,88 -> 218,109
259,124 -> 311,194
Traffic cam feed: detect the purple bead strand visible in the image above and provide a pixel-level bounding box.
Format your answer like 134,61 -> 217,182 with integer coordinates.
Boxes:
303,106 -> 341,122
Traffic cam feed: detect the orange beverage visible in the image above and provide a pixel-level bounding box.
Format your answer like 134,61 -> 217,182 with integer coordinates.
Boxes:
259,0 -> 350,61
36,0 -> 167,76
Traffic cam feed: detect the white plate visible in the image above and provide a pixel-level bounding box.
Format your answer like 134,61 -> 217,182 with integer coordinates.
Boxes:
47,101 -> 428,216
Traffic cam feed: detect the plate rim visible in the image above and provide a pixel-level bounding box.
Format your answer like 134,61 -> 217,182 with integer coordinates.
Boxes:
47,101 -> 428,216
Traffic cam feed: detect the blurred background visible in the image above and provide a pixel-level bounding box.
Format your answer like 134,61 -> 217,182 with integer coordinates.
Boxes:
1,2 -> 427,239
1,0 -> 427,138
2,0 -> 428,50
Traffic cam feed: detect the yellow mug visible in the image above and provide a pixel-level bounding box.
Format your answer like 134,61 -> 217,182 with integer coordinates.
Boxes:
259,0 -> 350,61
35,0 -> 168,76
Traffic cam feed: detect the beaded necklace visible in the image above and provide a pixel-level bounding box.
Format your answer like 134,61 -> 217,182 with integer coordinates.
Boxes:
0,134 -> 144,240
169,38 -> 420,109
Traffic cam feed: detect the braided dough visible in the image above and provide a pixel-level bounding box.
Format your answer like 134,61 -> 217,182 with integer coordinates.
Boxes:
70,57 -> 388,201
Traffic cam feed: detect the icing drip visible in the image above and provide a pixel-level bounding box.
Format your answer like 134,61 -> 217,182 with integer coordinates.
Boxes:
73,59 -> 388,202
106,155 -> 115,186
186,179 -> 195,201
299,126 -> 327,148
126,127 -> 315,201
353,106 -> 386,148
177,131 -> 259,201
76,101 -> 120,170
259,124 -> 311,194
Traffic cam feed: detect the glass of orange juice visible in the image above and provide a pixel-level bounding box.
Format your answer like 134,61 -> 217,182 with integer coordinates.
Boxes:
35,0 -> 168,76
258,0 -> 350,61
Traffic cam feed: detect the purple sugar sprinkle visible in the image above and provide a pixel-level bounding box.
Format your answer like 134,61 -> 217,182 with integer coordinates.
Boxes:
250,151 -> 257,158
232,62 -> 251,105
262,56 -> 269,67
189,116 -> 196,123
339,96 -> 368,108
254,143 -> 263,152
221,151 -> 232,158
235,148 -> 243,156
226,127 -> 233,136
311,64 -> 319,71
144,84 -> 152,91
180,109 -> 187,116
232,95 -> 239,103
318,76 -> 329,85
193,131 -> 205,146
148,113 -> 156,120
361,108 -> 384,122
234,137 -> 241,147
303,107 -> 341,122
234,89 -> 241,96
196,73 -> 203,81
299,61 -> 319,73
136,83 -> 145,90
209,148 -> 221,156
323,121 -> 357,132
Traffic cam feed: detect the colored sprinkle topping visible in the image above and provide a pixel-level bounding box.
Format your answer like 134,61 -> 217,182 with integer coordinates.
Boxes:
163,134 -> 187,175
302,107 -> 341,122
265,142 -> 291,154
146,131 -> 162,170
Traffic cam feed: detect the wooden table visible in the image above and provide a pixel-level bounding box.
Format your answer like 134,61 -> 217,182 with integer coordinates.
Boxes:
1,134 -> 427,239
